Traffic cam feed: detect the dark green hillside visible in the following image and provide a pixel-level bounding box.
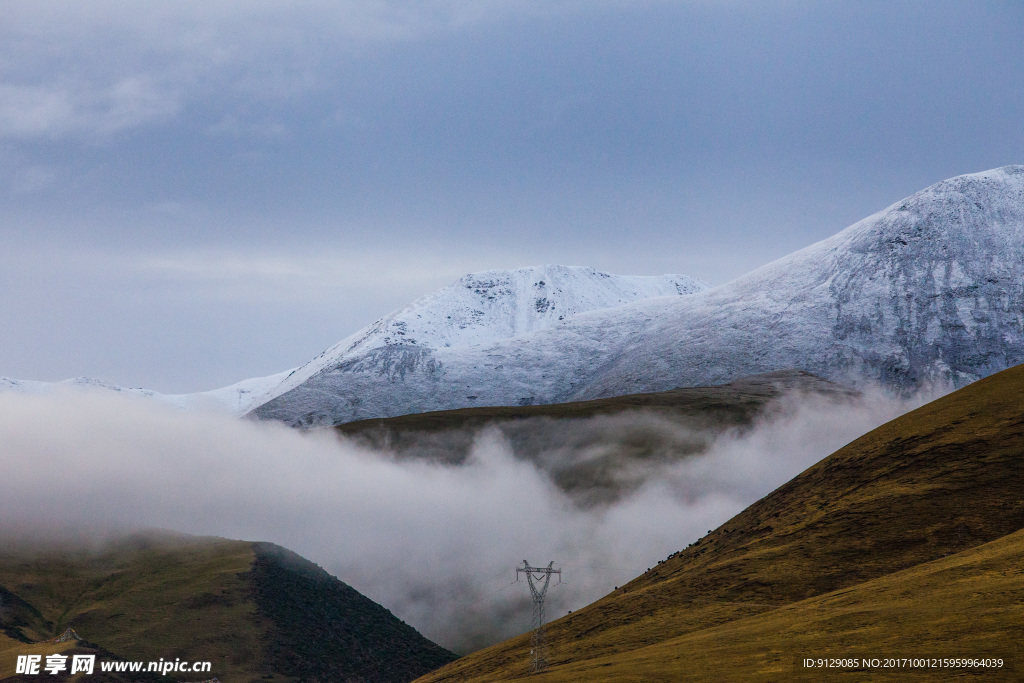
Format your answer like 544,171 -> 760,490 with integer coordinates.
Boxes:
0,533 -> 456,682
253,543 -> 457,682
0,585 -> 48,644
417,363 -> 1024,681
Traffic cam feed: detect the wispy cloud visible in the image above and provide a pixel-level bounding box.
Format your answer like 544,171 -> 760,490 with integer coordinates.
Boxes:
133,249 -> 472,300
9,164 -> 60,195
0,78 -> 181,140
0,1 -> 635,140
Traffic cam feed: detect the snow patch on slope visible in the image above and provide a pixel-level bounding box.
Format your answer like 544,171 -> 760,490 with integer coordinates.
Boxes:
162,369 -> 297,414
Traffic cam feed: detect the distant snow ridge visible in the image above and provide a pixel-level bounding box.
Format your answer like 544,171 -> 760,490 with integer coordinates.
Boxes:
0,376 -> 163,400
250,265 -> 709,425
251,166 -> 1024,427
0,370 -> 294,417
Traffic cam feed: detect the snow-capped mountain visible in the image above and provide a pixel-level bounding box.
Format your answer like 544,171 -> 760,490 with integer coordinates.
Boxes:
6,167 -> 1022,427
0,266 -> 708,416
250,165 -> 1024,426
250,266 -> 708,414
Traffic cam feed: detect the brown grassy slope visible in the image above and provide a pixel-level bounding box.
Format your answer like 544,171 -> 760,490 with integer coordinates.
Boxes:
525,527 -> 1024,682
0,534 -> 263,682
416,362 -> 1024,681
337,370 -> 853,437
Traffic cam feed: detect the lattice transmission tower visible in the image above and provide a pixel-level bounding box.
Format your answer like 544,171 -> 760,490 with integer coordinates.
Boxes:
516,560 -> 561,673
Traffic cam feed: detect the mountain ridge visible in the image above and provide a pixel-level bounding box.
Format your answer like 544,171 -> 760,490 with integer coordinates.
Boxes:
254,165 -> 1024,426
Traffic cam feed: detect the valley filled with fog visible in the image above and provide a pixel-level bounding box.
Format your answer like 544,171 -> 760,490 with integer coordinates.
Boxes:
0,385 -> 935,652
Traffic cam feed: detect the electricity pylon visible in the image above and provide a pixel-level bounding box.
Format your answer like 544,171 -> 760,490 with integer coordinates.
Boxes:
516,560 -> 561,673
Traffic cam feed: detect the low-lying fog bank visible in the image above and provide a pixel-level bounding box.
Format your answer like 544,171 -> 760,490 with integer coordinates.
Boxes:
0,386 -> 937,652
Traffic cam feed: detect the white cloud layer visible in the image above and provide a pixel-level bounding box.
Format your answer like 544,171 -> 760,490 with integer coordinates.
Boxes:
0,386 -> 927,652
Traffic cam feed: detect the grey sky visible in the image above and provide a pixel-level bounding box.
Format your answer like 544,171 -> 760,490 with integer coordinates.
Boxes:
2,1 -> 1023,392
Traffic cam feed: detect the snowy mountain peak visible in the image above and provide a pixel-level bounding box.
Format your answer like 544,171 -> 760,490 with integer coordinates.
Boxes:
257,265 -> 710,407
355,265 -> 707,352
573,164 -> 1024,398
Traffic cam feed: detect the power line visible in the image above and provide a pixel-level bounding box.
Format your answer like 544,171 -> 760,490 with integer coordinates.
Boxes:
467,580 -> 519,607
558,563 -> 636,573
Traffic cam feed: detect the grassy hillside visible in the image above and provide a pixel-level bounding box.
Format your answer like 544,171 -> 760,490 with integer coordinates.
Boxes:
416,363 -> 1024,681
339,370 -> 856,504
0,533 -> 456,682
521,528 -> 1024,681
337,371 -> 851,434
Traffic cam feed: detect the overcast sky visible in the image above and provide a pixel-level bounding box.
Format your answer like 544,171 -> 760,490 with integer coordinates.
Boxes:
2,1 -> 1023,392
